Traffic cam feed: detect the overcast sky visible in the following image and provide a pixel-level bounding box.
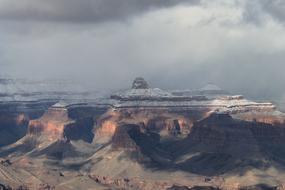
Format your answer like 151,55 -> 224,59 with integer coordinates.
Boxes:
0,0 -> 285,101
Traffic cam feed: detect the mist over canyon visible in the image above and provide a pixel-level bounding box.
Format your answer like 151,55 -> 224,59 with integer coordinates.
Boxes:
1,0 -> 285,102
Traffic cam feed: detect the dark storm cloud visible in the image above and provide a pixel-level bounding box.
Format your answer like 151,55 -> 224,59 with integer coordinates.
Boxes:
0,0 -> 199,23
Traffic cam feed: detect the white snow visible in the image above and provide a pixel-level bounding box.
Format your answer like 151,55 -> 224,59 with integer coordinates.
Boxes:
111,95 -> 276,114
113,88 -> 173,98
51,101 -> 68,108
0,78 -> 278,115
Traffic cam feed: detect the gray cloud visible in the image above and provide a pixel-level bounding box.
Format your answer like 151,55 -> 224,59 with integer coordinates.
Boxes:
261,0 -> 285,22
243,0 -> 285,24
0,0 -> 199,23
0,0 -> 285,105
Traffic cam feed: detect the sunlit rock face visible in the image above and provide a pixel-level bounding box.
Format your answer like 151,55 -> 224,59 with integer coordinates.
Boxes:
28,103 -> 95,143
28,106 -> 72,141
0,101 -> 53,147
95,120 -> 118,139
94,108 -> 197,141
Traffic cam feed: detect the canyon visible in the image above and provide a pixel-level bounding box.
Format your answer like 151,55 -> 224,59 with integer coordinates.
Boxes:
0,77 -> 284,190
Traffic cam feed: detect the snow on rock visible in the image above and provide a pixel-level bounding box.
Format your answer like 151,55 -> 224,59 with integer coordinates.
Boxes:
111,88 -> 173,99
111,77 -> 176,100
0,77 -> 279,115
108,78 -> 276,114
51,101 -> 68,108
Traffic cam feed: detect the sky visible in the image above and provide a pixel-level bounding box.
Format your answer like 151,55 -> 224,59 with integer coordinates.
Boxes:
0,0 -> 285,101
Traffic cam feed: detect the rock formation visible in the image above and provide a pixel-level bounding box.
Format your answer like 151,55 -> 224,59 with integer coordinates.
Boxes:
28,105 -> 72,141
27,102 -> 98,144
132,77 -> 150,89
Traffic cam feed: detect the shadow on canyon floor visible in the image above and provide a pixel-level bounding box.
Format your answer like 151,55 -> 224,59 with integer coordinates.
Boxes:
127,114 -> 285,177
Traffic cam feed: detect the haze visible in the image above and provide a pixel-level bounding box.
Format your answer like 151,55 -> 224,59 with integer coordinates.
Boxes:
0,0 -> 285,101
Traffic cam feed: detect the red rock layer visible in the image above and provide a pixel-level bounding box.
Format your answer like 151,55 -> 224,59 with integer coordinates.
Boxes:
95,108 -> 198,139
28,107 -> 73,141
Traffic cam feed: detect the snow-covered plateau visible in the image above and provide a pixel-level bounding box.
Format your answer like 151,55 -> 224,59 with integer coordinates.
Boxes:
0,77 -> 278,115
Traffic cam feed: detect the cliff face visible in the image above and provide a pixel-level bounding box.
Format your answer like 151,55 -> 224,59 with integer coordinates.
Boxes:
187,113 -> 285,152
94,110 -> 285,177
94,108 -> 195,141
181,114 -> 262,155
28,105 -> 96,144
155,113 -> 285,178
0,113 -> 29,146
0,101 -> 53,147
111,124 -> 142,151
28,107 -> 72,141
